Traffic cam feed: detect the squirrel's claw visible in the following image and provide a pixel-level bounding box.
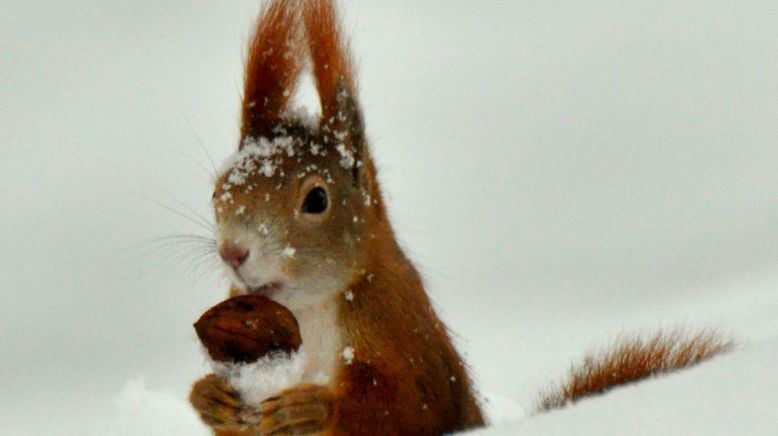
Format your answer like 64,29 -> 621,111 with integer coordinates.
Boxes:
259,383 -> 334,435
190,374 -> 259,429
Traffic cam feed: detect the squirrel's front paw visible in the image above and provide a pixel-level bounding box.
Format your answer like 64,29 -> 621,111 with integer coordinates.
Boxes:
259,384 -> 334,435
190,374 -> 259,431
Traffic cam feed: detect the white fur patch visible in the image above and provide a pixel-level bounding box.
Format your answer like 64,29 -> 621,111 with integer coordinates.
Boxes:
288,297 -> 343,384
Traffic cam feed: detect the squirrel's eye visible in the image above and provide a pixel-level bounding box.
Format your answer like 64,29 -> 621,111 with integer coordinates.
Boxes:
301,187 -> 328,214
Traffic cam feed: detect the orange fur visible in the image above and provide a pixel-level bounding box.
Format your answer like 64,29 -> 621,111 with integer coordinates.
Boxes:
302,0 -> 356,120
538,330 -> 734,411
331,248 -> 485,434
241,0 -> 305,138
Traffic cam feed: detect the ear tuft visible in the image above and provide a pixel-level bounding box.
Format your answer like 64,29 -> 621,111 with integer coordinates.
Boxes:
241,0 -> 305,138
302,0 -> 358,123
303,0 -> 365,185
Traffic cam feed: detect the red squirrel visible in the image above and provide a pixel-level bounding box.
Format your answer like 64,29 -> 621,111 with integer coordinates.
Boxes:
189,0 -> 484,434
188,1 -> 732,434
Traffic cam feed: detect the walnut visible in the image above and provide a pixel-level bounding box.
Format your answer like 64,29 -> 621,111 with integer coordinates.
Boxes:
194,294 -> 301,363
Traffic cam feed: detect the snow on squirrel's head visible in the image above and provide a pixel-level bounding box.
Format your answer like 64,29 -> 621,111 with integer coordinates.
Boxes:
212,0 -> 385,310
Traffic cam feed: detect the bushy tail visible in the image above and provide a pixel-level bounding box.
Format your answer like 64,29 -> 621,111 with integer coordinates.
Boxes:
538,330 -> 734,412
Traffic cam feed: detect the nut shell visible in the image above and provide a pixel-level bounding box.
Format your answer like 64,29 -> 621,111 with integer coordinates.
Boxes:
194,294 -> 301,363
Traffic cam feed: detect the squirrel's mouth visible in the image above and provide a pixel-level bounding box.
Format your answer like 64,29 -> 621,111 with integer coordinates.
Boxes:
248,281 -> 283,297
231,271 -> 284,297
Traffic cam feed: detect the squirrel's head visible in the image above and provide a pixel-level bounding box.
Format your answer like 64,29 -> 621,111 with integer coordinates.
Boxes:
212,0 -> 381,309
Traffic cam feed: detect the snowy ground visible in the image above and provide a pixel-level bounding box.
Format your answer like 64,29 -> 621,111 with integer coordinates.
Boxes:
1,1 -> 776,435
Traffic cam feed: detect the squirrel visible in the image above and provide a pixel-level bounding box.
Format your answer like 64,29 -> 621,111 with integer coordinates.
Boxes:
189,0 -> 484,434
188,1 -> 733,434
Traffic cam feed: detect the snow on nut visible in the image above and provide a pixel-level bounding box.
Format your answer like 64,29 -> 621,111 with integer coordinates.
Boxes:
194,294 -> 301,364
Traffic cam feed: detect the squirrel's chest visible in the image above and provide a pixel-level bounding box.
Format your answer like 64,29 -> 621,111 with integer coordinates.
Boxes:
290,298 -> 343,385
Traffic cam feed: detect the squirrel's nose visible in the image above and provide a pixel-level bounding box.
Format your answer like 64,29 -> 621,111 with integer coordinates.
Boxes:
219,242 -> 249,268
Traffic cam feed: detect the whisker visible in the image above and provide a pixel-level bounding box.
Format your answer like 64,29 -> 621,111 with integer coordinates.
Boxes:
149,234 -> 218,245
134,193 -> 215,234
133,234 -> 217,260
158,191 -> 217,233
181,249 -> 223,292
180,109 -> 218,180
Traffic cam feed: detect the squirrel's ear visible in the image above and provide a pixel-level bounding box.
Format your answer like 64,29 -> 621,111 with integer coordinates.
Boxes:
328,79 -> 366,186
241,0 -> 304,140
303,0 -> 365,184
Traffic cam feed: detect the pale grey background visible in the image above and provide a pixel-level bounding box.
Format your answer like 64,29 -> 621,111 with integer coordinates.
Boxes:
1,1 -> 776,433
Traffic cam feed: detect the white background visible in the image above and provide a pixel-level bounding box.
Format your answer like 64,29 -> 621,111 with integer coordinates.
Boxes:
1,1 -> 776,434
